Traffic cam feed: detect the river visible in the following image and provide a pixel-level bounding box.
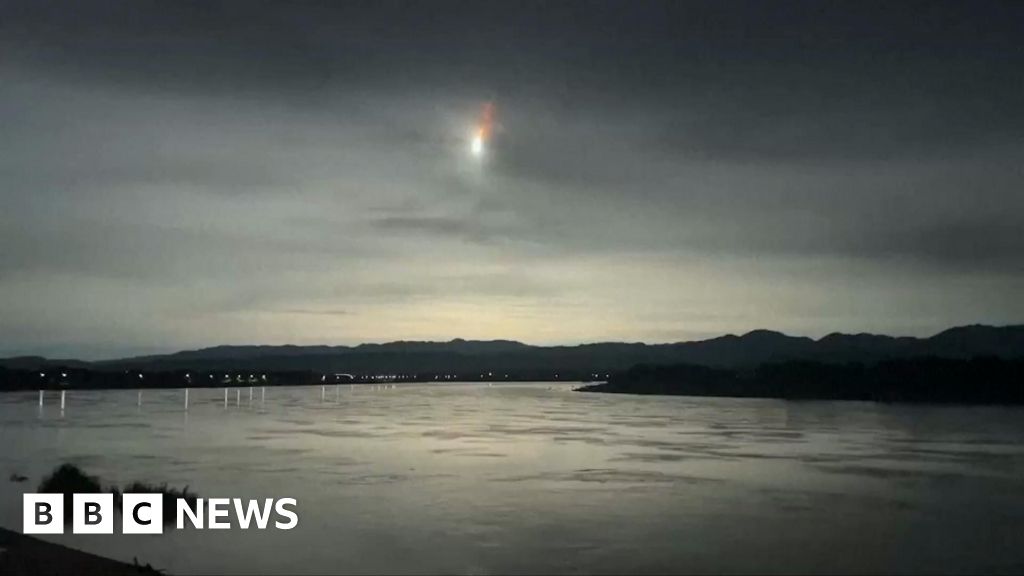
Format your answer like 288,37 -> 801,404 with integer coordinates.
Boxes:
1,382 -> 1023,574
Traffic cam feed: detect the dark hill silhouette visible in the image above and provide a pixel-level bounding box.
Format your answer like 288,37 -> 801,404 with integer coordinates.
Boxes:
0,356 -> 91,370
2,324 -> 1022,375
580,356 -> 1024,404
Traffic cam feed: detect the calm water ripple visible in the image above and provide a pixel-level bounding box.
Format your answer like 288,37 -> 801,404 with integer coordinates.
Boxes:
2,382 -> 1023,574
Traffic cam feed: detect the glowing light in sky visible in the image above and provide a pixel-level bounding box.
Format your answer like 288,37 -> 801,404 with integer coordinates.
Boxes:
471,131 -> 484,157
469,101 -> 495,159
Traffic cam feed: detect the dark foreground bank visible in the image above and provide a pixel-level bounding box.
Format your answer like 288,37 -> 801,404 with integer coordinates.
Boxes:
580,356 -> 1024,404
0,528 -> 161,576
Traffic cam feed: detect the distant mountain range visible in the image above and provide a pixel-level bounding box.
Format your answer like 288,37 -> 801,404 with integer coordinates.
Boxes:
2,324 -> 1023,376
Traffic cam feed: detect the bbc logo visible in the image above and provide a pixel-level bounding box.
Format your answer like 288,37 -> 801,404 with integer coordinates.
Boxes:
24,494 -> 299,533
24,494 -> 164,534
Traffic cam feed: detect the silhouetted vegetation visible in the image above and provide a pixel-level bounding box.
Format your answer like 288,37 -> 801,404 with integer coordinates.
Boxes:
38,463 -> 103,520
580,356 -> 1024,404
113,481 -> 198,526
36,463 -> 198,526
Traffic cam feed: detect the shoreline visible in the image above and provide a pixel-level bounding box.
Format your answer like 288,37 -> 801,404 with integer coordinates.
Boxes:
578,356 -> 1024,405
575,383 -> 1024,406
0,378 -> 577,396
0,528 -> 161,575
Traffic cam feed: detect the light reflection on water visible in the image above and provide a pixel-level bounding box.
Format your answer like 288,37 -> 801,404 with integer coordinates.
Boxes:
2,382 -> 1024,574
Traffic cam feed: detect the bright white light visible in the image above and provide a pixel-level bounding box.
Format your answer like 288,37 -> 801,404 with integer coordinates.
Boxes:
470,133 -> 484,157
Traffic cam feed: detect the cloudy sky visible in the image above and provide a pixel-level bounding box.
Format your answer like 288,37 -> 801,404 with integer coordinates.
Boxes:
1,1 -> 1022,358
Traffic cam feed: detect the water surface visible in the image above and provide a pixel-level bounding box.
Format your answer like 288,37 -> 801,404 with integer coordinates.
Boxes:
1,383 -> 1023,574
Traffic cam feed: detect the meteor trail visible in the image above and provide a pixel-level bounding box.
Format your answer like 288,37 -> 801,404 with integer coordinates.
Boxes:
470,102 -> 495,158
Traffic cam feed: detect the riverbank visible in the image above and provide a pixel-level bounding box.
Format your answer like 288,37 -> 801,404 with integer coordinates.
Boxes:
0,368 -> 571,393
0,528 -> 161,575
578,356 -> 1024,404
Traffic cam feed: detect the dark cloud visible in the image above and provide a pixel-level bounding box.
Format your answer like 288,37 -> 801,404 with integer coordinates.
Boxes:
5,2 -> 1020,99
656,96 -> 1024,164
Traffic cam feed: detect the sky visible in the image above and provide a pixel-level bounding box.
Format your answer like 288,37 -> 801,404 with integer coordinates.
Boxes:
1,1 -> 1022,359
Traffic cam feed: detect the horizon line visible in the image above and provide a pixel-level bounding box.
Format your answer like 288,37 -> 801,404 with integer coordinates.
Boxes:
4,322 -> 1022,364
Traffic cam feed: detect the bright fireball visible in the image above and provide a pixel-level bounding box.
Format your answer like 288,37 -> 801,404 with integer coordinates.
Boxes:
471,131 -> 485,157
470,102 -> 495,158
